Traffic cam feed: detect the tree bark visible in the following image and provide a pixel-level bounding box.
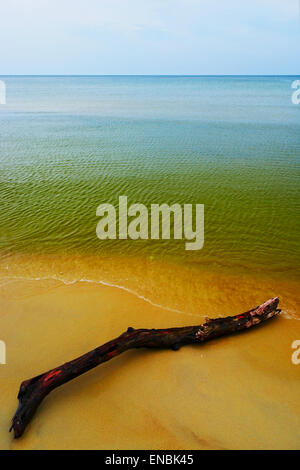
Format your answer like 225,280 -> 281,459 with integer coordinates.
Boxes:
10,297 -> 280,438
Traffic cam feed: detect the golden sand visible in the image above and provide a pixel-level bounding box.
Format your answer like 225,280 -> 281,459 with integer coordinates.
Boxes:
0,253 -> 299,449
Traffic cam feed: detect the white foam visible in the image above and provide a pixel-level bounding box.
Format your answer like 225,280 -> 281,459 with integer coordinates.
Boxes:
280,309 -> 300,321
0,274 -> 201,319
1,275 -> 297,320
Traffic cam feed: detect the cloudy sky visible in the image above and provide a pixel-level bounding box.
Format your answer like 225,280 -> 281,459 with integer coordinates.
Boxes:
1,0 -> 299,74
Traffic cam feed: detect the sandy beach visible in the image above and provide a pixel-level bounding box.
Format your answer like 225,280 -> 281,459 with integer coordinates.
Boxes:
0,253 -> 299,450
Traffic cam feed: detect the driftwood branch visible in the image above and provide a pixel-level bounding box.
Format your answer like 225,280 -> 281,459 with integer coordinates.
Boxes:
10,297 -> 280,438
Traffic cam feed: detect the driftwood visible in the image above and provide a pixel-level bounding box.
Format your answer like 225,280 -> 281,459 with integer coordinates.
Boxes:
10,297 -> 280,438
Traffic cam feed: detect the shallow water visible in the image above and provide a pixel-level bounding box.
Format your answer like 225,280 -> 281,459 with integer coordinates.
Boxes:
0,76 -> 300,279
0,76 -> 299,449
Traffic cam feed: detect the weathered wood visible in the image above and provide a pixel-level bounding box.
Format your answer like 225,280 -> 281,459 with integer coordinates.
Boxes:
10,297 -> 280,438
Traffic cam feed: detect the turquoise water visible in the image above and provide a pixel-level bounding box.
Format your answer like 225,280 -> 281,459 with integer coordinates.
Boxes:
0,76 -> 299,278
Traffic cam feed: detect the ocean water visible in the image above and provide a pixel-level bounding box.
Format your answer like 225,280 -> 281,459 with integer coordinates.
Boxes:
0,76 -> 299,280
1,76 -> 300,451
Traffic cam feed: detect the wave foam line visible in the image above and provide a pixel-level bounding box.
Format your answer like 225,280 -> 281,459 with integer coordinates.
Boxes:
0,274 -> 202,319
280,309 -> 300,321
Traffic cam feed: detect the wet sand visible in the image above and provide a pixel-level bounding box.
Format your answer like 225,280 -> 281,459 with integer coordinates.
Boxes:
0,253 -> 299,449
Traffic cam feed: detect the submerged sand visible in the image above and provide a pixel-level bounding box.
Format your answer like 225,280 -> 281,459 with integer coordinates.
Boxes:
0,253 -> 299,450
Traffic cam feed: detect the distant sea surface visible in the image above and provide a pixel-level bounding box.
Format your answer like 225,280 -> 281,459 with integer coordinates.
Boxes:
0,76 -> 299,280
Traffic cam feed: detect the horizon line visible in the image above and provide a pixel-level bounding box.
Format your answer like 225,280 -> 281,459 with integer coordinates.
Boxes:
1,74 -> 299,77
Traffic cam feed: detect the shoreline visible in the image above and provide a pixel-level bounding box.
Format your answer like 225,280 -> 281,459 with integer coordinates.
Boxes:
0,252 -> 299,449
0,251 -> 299,320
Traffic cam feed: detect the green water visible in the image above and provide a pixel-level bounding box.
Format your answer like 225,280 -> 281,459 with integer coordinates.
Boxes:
0,76 -> 299,279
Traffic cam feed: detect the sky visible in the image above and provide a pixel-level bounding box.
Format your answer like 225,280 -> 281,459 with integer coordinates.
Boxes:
0,0 -> 299,75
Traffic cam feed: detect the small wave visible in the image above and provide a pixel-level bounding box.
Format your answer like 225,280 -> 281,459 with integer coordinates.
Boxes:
281,309 -> 300,321
0,274 -> 201,319
1,274 -> 298,321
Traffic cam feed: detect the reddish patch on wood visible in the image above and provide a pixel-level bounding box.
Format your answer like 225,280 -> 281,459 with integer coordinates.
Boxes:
43,370 -> 62,384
